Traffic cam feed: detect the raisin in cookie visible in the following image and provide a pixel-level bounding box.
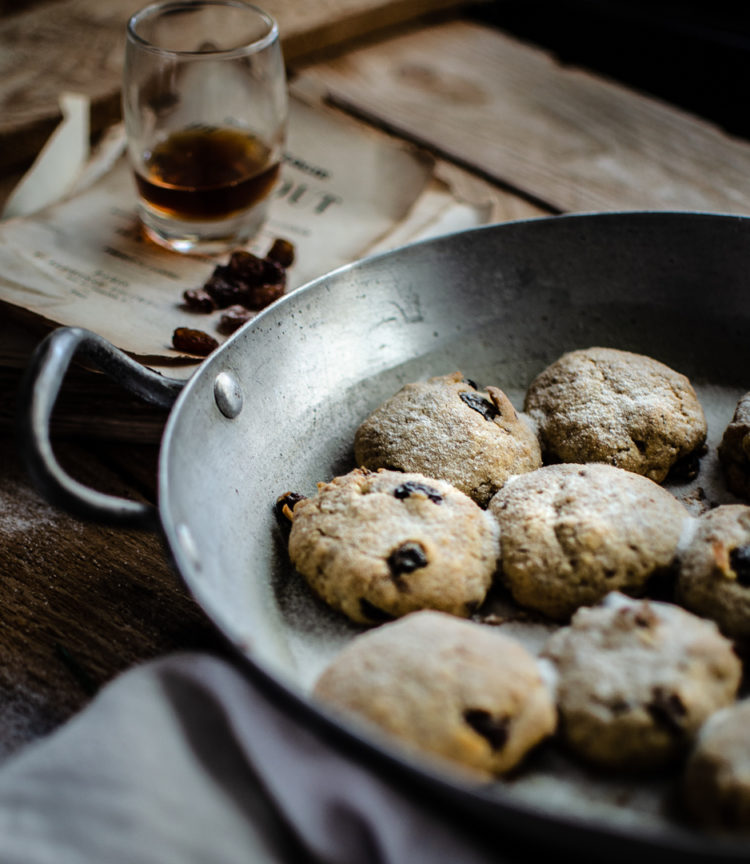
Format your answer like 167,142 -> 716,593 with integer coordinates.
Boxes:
718,392 -> 750,499
683,700 -> 750,829
542,593 -> 741,769
287,468 -> 500,624
354,371 -> 541,507
677,504 -> 750,640
487,463 -> 689,620
314,610 -> 557,778
524,347 -> 707,483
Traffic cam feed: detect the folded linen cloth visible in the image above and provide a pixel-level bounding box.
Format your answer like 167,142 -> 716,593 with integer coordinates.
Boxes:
0,653 -> 522,864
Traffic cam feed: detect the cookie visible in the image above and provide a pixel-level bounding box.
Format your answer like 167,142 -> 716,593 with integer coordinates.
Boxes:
354,371 -> 541,507
524,347 -> 707,483
683,700 -> 750,829
542,593 -> 741,769
677,504 -> 750,640
314,610 -> 557,778
287,468 -> 500,624
487,463 -> 689,620
718,392 -> 750,499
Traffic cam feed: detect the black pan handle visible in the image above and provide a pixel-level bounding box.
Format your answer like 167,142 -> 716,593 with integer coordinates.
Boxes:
17,327 -> 184,530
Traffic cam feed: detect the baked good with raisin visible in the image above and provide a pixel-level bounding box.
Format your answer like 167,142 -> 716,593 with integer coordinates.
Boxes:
524,347 -> 707,482
677,504 -> 750,640
683,699 -> 750,830
718,392 -> 750,499
287,468 -> 500,625
487,463 -> 690,620
314,610 -> 557,778
354,371 -> 541,507
542,593 -> 741,769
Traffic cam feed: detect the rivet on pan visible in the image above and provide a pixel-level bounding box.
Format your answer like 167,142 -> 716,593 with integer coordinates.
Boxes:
176,523 -> 202,571
214,371 -> 243,419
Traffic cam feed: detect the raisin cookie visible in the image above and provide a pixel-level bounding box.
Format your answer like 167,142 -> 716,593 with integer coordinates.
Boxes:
287,468 -> 500,625
314,610 -> 557,778
683,700 -> 750,830
487,463 -> 689,620
718,392 -> 750,499
677,504 -> 750,640
542,593 -> 741,769
524,347 -> 707,483
354,371 -> 541,507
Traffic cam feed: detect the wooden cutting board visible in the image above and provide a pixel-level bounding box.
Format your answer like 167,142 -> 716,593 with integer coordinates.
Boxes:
0,0 -> 466,171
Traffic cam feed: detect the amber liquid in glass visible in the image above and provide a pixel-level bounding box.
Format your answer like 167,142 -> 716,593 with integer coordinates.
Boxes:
134,127 -> 280,221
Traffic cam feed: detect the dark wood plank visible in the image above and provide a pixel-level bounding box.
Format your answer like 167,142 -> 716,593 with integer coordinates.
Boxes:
0,0 -> 467,171
0,434 -> 226,760
299,20 -> 750,215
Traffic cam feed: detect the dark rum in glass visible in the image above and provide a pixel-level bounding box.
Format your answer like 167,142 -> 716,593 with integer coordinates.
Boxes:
134,126 -> 280,222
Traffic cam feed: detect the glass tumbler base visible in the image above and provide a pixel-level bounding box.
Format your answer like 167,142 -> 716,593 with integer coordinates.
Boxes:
137,198 -> 271,255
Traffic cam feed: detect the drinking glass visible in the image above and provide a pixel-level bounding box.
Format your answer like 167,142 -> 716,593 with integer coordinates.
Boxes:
123,0 -> 287,253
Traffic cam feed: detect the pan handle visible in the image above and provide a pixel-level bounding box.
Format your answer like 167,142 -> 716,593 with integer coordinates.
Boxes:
17,327 -> 184,530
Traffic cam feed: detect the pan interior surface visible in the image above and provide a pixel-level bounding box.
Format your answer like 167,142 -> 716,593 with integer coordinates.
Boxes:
160,212 -> 750,858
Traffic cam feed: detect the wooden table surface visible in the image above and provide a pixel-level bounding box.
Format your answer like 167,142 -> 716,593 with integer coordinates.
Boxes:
3,0 -> 750,762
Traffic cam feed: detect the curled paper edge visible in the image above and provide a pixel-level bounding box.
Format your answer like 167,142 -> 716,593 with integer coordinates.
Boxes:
2,92 -> 90,220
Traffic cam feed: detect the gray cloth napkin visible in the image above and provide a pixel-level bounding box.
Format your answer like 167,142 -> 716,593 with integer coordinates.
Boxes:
0,653 -> 520,864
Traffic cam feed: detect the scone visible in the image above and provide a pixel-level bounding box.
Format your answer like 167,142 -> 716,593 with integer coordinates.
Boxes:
718,392 -> 750,499
354,371 -> 541,507
487,463 -> 689,620
314,610 -> 557,778
524,347 -> 707,483
542,593 -> 741,769
683,700 -> 750,829
677,504 -> 750,640
287,468 -> 500,624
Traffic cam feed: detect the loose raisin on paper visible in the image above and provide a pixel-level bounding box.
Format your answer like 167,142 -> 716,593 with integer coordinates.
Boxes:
227,249 -> 267,279
204,267 -> 245,309
233,253 -> 286,310
172,327 -> 219,357
266,238 -> 295,268
204,251 -> 286,311
173,238 -> 296,347
218,305 -> 253,334
182,287 -> 217,313
241,277 -> 285,310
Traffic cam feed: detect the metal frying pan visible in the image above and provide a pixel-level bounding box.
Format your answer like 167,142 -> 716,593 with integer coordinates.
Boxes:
19,212 -> 750,862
